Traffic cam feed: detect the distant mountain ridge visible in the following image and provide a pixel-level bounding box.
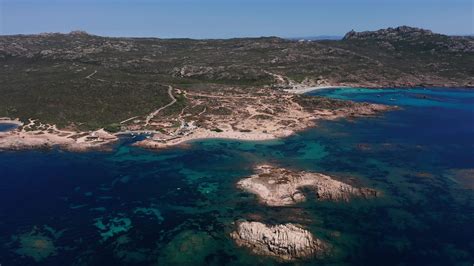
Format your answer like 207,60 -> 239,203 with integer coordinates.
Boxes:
5,27 -> 471,41
286,35 -> 342,41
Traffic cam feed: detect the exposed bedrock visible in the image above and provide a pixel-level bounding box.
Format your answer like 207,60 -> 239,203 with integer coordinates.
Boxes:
231,221 -> 327,261
237,165 -> 378,206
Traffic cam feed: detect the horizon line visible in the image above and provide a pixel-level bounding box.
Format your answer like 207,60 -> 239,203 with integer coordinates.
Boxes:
1,26 -> 473,40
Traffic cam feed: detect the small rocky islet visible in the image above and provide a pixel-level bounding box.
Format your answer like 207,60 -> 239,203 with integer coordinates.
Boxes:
237,164 -> 378,206
231,221 -> 327,261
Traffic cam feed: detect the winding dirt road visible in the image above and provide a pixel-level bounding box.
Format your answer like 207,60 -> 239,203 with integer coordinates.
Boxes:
144,86 -> 176,126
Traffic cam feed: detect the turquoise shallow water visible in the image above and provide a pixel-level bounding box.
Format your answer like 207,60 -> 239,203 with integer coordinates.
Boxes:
308,87 -> 474,110
0,88 -> 473,265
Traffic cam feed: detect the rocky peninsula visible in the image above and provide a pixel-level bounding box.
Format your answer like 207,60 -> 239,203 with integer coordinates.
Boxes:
0,94 -> 393,152
231,221 -> 327,261
237,165 -> 378,206
131,88 -> 394,151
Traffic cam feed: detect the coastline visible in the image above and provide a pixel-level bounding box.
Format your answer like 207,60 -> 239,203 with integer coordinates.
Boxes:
284,85 -> 474,95
133,102 -> 394,151
0,89 -> 396,153
132,127 -> 284,150
0,118 -> 23,127
0,103 -> 394,152
0,119 -> 118,152
284,85 -> 351,94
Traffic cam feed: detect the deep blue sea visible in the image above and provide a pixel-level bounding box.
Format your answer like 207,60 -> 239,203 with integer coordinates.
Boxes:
0,88 -> 473,265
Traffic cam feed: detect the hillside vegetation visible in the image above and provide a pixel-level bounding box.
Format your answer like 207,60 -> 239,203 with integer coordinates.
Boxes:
1,26 -> 472,129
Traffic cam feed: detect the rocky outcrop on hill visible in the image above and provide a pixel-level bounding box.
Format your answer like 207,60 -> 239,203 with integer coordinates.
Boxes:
0,31 -> 135,60
343,26 -> 435,41
231,221 -> 327,261
237,165 -> 378,206
1,26 -> 472,89
343,26 -> 474,53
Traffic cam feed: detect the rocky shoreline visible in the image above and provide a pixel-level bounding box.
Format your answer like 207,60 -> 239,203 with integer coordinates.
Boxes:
0,87 -> 395,153
0,101 -> 391,153
133,100 -> 394,152
132,127 -> 280,150
0,120 -> 117,152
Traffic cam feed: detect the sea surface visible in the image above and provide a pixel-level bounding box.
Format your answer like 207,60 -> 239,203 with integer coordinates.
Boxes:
0,123 -> 18,132
0,88 -> 473,265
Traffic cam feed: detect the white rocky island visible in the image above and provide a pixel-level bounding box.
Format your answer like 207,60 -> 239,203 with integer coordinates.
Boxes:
237,165 -> 378,206
231,221 -> 327,261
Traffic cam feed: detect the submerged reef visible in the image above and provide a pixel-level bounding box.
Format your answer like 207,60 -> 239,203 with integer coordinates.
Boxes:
133,206 -> 164,223
157,230 -> 218,265
94,216 -> 132,242
447,168 -> 474,189
9,225 -> 64,262
111,235 -> 149,264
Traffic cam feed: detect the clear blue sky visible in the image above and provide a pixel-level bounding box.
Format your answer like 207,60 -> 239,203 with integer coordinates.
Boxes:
1,0 -> 472,38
